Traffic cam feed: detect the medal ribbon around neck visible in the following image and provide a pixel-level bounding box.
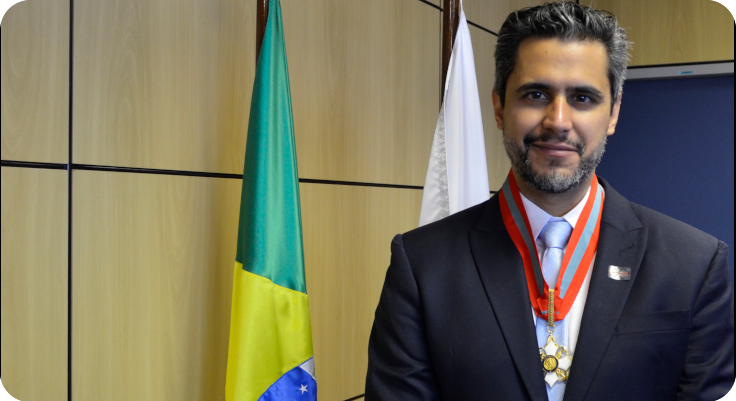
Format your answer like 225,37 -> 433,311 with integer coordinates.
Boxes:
499,170 -> 604,321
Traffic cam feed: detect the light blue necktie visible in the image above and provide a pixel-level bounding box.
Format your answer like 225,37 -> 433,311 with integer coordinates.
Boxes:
535,217 -> 573,401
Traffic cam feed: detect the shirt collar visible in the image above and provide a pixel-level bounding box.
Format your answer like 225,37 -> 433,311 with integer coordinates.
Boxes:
519,185 -> 592,240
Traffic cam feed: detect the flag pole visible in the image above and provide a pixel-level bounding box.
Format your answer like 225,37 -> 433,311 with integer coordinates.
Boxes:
441,0 -> 461,107
256,0 -> 270,65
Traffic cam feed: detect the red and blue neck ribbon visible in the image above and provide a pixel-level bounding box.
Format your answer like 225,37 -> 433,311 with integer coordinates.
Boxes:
499,171 -> 604,321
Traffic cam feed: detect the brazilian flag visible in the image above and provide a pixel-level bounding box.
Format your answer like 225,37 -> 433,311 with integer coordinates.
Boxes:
226,0 -> 316,399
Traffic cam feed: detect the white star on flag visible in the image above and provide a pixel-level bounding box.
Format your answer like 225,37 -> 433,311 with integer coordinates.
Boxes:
299,384 -> 308,394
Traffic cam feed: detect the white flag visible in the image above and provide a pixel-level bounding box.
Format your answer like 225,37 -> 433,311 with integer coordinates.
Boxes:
419,7 -> 490,227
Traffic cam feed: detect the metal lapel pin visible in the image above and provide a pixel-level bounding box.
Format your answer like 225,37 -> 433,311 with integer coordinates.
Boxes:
608,265 -> 631,281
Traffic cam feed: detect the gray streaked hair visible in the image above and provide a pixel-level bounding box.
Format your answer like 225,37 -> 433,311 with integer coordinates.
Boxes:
494,1 -> 631,109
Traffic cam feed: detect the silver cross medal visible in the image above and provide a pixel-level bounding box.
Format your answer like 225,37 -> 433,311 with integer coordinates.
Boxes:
539,289 -> 573,387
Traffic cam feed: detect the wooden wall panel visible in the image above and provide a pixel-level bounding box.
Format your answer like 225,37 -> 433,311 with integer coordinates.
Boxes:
300,183 -> 423,400
73,0 -> 256,174
584,0 -> 734,66
1,167 -> 68,401
283,0 -> 440,186
468,26 -> 512,191
1,0 -> 69,164
463,0 -> 547,33
72,171 -> 240,401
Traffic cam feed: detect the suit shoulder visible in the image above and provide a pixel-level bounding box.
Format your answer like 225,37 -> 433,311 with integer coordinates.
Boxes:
402,200 -> 487,245
390,199 -> 495,286
628,201 -> 722,252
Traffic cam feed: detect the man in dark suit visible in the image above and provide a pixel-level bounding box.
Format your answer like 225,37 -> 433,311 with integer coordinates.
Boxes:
365,2 -> 734,400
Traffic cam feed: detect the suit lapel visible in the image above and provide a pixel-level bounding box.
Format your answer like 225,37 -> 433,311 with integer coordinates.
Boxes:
469,195 -> 548,401
564,179 -> 648,401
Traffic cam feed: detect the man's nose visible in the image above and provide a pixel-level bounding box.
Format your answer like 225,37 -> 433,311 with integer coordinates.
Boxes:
542,97 -> 573,134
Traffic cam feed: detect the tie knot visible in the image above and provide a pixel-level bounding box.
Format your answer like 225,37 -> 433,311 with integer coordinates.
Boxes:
539,218 -> 573,250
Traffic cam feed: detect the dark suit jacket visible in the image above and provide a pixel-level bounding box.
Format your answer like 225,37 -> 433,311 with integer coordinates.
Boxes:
366,179 -> 734,401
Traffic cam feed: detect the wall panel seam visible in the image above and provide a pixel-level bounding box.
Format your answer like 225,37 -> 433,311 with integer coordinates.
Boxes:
417,0 -> 442,11
67,1 -> 74,400
68,163 -> 431,190
1,161 -> 68,170
627,59 -> 735,69
467,19 -> 498,36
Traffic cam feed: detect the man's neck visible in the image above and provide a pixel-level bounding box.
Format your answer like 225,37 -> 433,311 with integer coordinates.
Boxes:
513,171 -> 594,217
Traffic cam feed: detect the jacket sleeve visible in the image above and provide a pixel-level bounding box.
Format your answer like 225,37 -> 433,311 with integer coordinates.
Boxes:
677,241 -> 735,400
365,234 -> 441,401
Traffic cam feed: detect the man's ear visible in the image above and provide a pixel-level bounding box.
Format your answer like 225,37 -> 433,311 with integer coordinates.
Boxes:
607,93 -> 622,136
492,90 -> 504,130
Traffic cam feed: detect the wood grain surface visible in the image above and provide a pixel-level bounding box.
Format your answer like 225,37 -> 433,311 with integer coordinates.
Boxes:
300,182 -> 423,400
72,171 -> 240,401
463,0 -> 548,33
70,170 -> 422,401
583,0 -> 734,66
1,167 -> 68,401
72,0 -> 257,174
1,0 -> 69,164
282,0 -> 440,186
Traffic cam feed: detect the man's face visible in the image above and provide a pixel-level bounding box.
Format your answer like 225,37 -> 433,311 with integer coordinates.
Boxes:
492,37 -> 622,194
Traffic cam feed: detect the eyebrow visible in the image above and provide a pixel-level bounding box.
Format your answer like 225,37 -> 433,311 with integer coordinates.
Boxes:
570,86 -> 604,99
516,83 -> 553,93
516,83 -> 604,99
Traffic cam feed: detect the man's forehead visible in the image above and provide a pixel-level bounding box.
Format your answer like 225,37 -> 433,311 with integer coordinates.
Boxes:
510,37 -> 610,91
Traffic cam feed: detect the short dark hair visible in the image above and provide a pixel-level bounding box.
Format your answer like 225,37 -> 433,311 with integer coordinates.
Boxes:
494,2 -> 631,108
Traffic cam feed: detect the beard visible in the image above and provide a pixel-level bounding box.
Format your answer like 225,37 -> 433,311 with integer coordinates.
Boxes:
503,130 -> 607,194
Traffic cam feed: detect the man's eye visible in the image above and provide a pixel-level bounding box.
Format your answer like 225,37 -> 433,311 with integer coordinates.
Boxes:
526,92 -> 545,100
573,94 -> 595,103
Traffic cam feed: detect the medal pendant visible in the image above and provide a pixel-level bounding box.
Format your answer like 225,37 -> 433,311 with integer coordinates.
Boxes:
539,332 -> 572,387
539,289 -> 572,387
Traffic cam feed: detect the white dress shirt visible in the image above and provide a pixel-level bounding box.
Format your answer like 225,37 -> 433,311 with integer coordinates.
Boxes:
519,185 -> 603,355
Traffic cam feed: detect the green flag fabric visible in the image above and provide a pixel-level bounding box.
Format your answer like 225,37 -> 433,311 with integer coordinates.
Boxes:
226,0 -> 316,399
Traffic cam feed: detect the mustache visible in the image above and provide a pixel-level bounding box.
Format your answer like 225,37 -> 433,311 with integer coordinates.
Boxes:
523,133 -> 585,156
